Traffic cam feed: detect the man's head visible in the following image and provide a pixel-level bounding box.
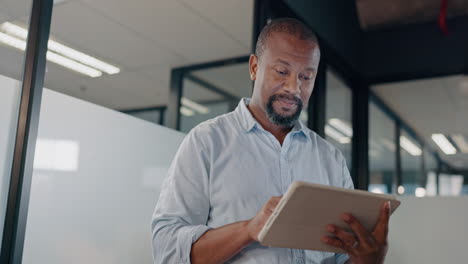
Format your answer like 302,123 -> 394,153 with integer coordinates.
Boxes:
249,18 -> 320,127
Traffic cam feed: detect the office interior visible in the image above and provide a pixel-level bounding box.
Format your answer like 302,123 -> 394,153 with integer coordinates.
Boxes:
0,0 -> 467,263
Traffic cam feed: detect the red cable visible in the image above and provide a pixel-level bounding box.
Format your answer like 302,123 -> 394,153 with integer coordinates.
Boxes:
439,0 -> 449,35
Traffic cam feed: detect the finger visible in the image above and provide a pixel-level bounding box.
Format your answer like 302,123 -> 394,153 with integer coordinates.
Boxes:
373,201 -> 391,242
266,196 -> 282,209
327,224 -> 356,248
342,213 -> 373,247
321,236 -> 345,250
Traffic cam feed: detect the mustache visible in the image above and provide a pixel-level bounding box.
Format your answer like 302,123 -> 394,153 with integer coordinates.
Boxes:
270,94 -> 302,105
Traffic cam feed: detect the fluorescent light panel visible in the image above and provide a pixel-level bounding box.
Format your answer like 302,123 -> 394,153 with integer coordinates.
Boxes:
181,97 -> 210,114
452,134 -> 468,153
0,22 -> 119,76
180,106 -> 195,116
328,118 -> 353,137
431,134 -> 457,155
0,32 -> 26,50
415,187 -> 426,197
325,124 -> 350,144
0,32 -> 102,77
400,136 -> 422,156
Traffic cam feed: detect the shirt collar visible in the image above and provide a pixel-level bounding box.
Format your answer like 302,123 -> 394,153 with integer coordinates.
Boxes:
235,97 -> 310,140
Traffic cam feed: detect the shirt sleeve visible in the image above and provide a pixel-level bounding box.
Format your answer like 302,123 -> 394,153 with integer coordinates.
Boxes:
151,129 -> 212,264
341,153 -> 354,190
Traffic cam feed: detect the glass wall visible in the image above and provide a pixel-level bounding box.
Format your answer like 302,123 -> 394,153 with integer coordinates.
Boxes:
373,75 -> 468,196
180,62 -> 250,132
399,130 -> 423,196
21,88 -> 186,264
368,101 -> 396,194
424,148 -> 438,196
0,0 -> 33,249
325,69 -> 353,169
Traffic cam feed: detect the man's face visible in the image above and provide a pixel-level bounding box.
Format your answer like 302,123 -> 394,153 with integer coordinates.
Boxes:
249,32 -> 320,127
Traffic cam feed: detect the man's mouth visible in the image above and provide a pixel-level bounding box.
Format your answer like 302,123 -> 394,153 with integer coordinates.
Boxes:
277,97 -> 297,106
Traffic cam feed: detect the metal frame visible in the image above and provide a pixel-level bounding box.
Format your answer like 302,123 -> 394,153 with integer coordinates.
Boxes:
0,0 -> 53,263
308,58 -> 327,137
167,55 -> 250,130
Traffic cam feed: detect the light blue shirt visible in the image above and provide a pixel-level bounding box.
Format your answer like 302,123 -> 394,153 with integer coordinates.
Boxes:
152,98 -> 353,264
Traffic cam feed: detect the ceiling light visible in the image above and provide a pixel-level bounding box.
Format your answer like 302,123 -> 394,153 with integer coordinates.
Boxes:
452,134 -> 468,153
432,134 -> 457,155
47,40 -> 120,74
46,51 -> 102,77
181,97 -> 209,114
415,187 -> 426,197
0,31 -> 101,77
400,136 -> 422,156
1,22 -> 119,75
180,106 -> 195,117
370,186 -> 385,194
397,185 -> 405,195
328,118 -> 353,137
325,125 -> 350,144
0,32 -> 26,50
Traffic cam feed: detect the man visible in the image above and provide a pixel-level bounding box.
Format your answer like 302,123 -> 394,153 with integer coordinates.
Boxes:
152,18 -> 390,264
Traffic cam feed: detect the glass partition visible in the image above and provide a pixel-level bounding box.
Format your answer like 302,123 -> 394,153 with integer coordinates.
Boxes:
325,69 -> 353,169
399,130 -> 423,196
369,101 -> 396,194
0,0 -> 33,249
180,62 -> 250,132
22,88 -> 186,264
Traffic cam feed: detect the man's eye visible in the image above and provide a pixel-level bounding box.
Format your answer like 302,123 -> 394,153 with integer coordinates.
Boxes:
276,70 -> 287,75
300,74 -> 313,81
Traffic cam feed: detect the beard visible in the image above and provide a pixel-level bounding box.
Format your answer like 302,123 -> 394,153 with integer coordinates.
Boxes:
266,94 -> 303,127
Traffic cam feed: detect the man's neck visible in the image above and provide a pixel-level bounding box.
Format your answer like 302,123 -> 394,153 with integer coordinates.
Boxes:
246,103 -> 293,145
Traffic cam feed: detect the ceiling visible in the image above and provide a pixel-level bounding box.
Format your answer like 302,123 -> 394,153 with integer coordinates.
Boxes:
373,75 -> 468,170
356,0 -> 468,31
0,0 -> 253,110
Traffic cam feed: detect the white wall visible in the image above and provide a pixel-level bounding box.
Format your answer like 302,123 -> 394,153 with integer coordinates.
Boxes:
387,196 -> 468,263
0,75 -> 22,248
20,88 -> 185,264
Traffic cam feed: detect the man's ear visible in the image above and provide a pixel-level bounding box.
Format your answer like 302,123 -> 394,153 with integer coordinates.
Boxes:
249,54 -> 258,81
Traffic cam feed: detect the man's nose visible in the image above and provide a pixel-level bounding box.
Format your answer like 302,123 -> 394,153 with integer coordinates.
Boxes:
283,75 -> 301,95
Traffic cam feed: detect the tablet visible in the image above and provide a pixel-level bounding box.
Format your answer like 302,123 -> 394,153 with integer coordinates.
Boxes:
258,181 -> 401,253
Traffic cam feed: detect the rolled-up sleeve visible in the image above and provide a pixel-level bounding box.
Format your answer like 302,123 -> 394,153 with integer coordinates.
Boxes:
151,128 -> 212,264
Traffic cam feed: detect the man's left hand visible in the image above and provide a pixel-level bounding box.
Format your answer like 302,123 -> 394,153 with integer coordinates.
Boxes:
321,201 -> 391,264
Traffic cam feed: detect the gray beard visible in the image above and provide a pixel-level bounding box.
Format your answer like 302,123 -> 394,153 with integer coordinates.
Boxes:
266,94 -> 303,127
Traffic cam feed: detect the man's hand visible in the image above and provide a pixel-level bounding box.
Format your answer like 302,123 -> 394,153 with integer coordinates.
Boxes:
321,201 -> 391,264
246,196 -> 282,241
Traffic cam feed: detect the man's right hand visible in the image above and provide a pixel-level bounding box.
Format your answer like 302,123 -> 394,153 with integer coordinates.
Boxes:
246,196 -> 283,241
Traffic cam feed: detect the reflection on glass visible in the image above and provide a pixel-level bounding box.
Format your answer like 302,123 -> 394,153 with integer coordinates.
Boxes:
400,130 -> 423,196
180,63 -> 250,133
325,69 -> 352,169
34,139 -> 80,172
368,102 -> 396,194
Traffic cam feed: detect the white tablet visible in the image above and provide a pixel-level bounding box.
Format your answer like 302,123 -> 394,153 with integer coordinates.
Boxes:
258,181 -> 401,253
